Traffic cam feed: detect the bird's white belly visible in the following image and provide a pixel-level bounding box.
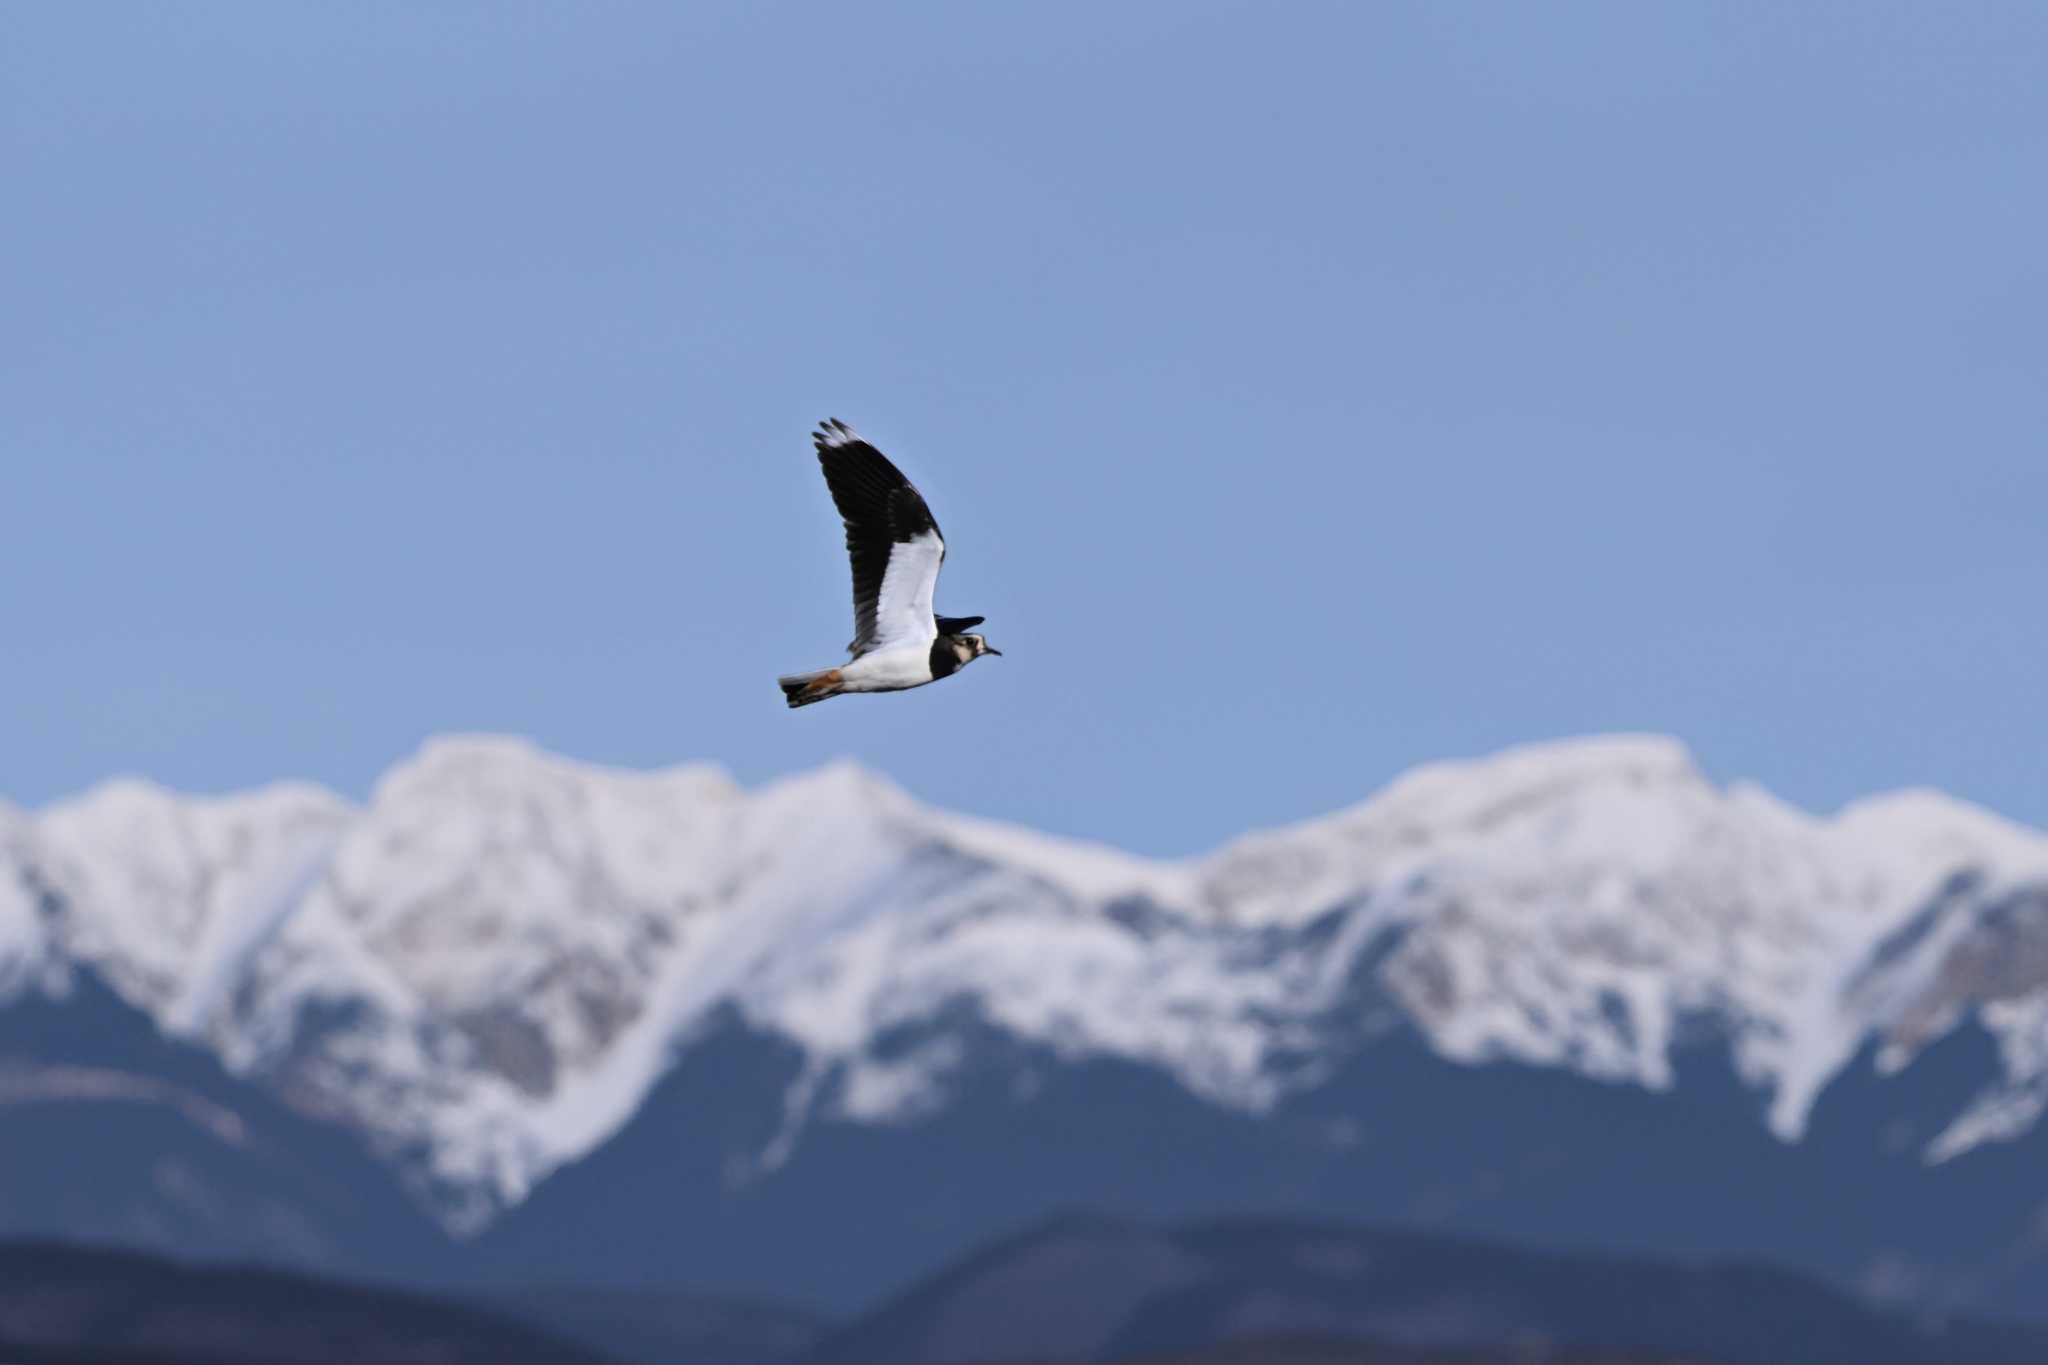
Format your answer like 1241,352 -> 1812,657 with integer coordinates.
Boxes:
839,644 -> 933,692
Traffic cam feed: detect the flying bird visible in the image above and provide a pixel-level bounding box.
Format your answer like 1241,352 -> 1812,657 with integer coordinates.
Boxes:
778,419 -> 1000,708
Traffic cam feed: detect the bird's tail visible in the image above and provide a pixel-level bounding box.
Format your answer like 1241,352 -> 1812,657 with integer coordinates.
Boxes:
777,668 -> 845,708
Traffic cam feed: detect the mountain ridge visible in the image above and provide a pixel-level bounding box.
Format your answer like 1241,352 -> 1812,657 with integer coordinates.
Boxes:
6,733 -> 2048,1253
791,1208 -> 2048,1365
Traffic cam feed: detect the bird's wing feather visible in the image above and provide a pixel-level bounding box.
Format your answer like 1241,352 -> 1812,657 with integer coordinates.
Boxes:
813,419 -> 945,657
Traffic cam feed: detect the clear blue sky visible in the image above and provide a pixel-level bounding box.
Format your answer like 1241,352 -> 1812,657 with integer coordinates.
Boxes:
5,4 -> 2044,855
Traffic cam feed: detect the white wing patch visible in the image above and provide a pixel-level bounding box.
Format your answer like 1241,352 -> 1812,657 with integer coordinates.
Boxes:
865,529 -> 945,654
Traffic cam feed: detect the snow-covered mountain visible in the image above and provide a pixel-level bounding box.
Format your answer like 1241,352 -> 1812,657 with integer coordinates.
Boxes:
6,733 -> 2047,1249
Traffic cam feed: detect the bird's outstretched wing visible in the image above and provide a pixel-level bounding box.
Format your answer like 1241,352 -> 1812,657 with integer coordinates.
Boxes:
814,419 -> 945,657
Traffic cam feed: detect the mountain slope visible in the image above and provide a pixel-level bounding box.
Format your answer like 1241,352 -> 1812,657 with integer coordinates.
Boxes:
797,1212 -> 2048,1365
464,1002 -> 2048,1311
1048,1345 -> 1719,1365
477,1285 -> 833,1365
0,975 -> 451,1276
0,1241 -> 615,1365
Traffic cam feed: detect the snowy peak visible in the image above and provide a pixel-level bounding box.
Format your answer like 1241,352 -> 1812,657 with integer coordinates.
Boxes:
1833,785 -> 2048,875
371,733 -> 740,811
1343,733 -> 1704,832
1191,735 -> 1711,925
7,734 -> 2048,1232
28,777 -> 352,1019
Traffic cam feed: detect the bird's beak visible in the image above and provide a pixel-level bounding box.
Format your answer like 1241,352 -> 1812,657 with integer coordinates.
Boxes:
987,646 -> 1003,657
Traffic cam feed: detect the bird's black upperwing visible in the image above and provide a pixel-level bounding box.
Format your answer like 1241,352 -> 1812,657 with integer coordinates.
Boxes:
814,419 -> 944,656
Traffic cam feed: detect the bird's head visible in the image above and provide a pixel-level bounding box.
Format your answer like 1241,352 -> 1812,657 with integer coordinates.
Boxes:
959,633 -> 1002,661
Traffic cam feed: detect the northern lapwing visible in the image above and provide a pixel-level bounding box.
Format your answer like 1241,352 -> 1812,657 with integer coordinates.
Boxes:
778,419 -> 1000,708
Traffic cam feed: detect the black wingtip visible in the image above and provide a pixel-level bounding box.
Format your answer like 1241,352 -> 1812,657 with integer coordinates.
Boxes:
813,417 -> 861,453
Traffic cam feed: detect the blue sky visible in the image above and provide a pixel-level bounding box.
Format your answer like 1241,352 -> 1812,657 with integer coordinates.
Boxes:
5,3 -> 2044,855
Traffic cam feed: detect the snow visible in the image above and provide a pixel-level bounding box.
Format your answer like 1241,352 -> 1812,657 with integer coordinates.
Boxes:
10,732 -> 2048,1230
31,778 -> 353,1013
0,1064 -> 249,1147
166,827 -> 343,1037
0,803 -> 53,999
